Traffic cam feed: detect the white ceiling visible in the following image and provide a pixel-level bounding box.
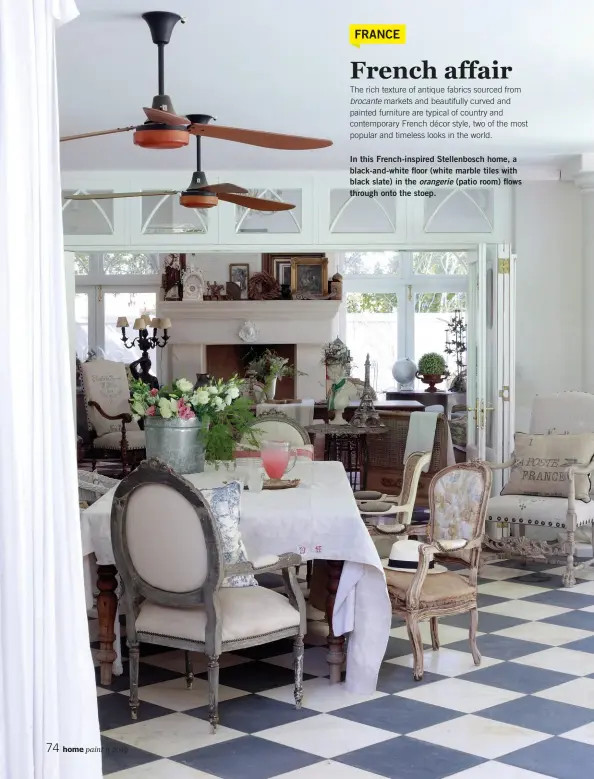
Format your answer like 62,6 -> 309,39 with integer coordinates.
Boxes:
57,0 -> 594,171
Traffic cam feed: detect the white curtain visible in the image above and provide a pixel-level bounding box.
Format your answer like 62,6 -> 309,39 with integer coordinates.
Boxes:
0,2 -> 102,778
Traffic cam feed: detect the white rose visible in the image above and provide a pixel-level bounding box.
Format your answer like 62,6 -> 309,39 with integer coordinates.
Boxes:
158,397 -> 173,419
213,396 -> 225,411
226,386 -> 240,400
192,389 -> 209,405
224,393 -> 233,406
207,386 -> 219,395
175,378 -> 194,393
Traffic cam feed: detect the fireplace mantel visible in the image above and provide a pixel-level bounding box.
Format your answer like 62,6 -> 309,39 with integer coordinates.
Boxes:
156,299 -> 341,399
159,300 -> 341,321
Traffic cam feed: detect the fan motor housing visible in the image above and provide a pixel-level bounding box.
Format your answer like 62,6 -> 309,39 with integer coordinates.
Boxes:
134,123 -> 189,150
179,193 -> 218,209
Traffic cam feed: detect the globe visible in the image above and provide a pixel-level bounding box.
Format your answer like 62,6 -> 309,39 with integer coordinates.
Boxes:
392,358 -> 417,389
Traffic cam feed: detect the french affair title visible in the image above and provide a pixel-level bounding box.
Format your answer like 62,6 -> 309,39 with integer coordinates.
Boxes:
351,60 -> 512,80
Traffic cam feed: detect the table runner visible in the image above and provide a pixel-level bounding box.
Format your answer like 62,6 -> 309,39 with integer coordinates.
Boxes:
81,461 -> 391,693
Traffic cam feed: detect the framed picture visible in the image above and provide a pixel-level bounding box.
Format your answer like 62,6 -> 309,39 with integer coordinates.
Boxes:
274,259 -> 292,287
291,257 -> 329,297
262,253 -> 326,286
229,263 -> 250,299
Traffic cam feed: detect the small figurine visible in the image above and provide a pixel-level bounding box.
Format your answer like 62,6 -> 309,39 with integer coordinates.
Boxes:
207,282 -> 225,300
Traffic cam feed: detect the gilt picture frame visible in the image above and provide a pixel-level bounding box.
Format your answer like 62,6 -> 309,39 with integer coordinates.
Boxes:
262,253 -> 326,287
290,256 -> 329,297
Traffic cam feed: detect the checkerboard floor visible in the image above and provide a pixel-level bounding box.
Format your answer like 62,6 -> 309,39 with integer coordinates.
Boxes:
91,560 -> 594,778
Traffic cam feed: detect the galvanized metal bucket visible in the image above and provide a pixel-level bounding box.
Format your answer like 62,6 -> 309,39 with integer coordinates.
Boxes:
143,416 -> 206,474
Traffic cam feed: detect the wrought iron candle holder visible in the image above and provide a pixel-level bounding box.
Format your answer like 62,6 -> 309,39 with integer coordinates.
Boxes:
117,315 -> 171,389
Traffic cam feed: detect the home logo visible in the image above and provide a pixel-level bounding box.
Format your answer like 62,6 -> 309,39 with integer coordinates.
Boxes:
349,24 -> 406,48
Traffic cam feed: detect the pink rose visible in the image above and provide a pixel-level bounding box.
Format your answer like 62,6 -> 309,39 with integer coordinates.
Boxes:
150,388 -> 158,396
146,405 -> 156,416
179,405 -> 195,420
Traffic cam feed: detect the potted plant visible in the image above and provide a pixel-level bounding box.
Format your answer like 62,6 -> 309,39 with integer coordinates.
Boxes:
130,376 -> 257,473
416,352 -> 449,392
247,349 -> 299,400
322,338 -> 352,383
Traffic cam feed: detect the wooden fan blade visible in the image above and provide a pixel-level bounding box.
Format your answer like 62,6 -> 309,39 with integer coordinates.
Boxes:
60,126 -> 136,142
143,107 -> 191,126
190,123 -> 333,151
197,183 -> 248,194
217,193 -> 295,211
63,191 -> 179,201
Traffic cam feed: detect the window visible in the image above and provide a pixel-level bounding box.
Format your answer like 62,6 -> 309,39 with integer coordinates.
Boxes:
75,252 -> 162,375
340,251 -> 468,391
346,293 -> 398,391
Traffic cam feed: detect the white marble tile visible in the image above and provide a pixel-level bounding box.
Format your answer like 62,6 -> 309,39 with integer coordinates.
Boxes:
387,648 -> 501,677
107,759 -> 218,778
270,761 -> 388,778
492,621 -> 592,646
534,677 -> 594,709
561,722 -> 594,746
446,762 -> 554,779
130,676 -> 248,711
479,600 -> 570,621
477,565 -> 533,581
257,713 -> 394,758
409,714 -> 549,759
389,623 -> 483,646
264,646 -> 332,677
396,678 -> 523,713
512,647 -> 594,676
259,677 -> 387,712
103,712 -> 242,758
477,582 -> 548,600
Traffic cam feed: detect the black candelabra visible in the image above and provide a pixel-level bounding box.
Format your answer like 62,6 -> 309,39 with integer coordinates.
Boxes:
117,315 -> 171,389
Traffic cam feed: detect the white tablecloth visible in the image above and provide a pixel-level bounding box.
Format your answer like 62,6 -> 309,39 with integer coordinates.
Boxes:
81,461 -> 391,693
256,399 -> 315,427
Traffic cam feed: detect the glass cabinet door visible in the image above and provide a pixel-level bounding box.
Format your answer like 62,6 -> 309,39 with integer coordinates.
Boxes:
62,189 -> 126,247
129,192 -> 219,247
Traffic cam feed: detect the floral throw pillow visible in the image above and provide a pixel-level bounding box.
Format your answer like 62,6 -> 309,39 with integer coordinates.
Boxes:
201,480 -> 257,588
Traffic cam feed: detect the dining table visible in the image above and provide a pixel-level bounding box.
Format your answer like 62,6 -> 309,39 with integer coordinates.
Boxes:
80,460 -> 391,694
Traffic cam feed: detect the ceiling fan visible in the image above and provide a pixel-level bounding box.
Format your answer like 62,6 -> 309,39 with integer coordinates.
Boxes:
60,10 -> 333,154
62,127 -> 295,211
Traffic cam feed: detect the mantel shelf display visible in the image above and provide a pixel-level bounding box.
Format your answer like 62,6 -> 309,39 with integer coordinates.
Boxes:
158,299 -> 341,321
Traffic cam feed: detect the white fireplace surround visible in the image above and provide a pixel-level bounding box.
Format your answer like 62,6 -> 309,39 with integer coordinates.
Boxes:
156,300 -> 341,399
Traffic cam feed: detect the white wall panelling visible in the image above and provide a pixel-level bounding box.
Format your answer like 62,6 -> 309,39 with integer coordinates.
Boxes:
62,170 -> 514,251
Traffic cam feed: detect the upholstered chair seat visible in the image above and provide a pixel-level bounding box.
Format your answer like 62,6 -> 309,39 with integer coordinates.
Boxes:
136,587 -> 301,646
488,494 -> 594,530
385,570 -> 476,610
385,461 -> 492,681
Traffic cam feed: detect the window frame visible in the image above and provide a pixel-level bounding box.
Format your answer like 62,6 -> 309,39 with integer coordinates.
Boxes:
74,252 -> 162,369
339,249 -> 471,374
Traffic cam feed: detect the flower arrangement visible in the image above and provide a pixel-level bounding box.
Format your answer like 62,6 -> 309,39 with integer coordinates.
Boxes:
322,338 -> 352,368
247,349 -> 297,382
130,376 -> 258,463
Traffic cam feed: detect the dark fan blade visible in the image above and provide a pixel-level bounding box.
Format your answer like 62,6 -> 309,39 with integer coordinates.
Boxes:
196,183 -> 248,194
63,191 -> 179,201
143,107 -> 191,126
60,126 -> 136,142
217,193 -> 295,211
190,123 -> 332,150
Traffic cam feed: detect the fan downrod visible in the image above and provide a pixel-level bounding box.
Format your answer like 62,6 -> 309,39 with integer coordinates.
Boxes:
135,11 -> 189,149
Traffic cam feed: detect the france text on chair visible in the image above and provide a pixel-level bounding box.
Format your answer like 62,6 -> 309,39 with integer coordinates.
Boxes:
110,459 -> 307,728
486,391 -> 594,587
385,461 -> 492,680
81,359 -> 145,474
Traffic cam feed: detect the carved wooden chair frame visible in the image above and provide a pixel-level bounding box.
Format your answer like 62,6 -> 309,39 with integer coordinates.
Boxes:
110,458 -> 307,728
386,461 -> 492,680
81,365 -> 145,476
247,409 -> 311,445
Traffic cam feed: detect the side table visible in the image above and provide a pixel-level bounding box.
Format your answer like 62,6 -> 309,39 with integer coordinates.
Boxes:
306,424 -> 387,490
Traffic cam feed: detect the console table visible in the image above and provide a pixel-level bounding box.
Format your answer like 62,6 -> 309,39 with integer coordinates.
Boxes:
384,389 -> 465,417
314,398 -> 423,423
